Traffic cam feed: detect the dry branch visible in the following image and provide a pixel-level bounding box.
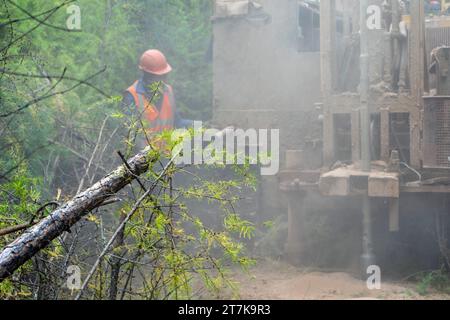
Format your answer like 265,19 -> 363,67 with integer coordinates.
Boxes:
0,147 -> 156,282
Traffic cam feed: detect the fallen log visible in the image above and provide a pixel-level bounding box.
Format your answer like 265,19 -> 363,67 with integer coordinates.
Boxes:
0,147 -> 155,282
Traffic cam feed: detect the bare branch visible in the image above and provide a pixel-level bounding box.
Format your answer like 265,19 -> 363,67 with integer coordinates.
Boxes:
5,0 -> 79,32
0,146 -> 159,281
75,153 -> 179,300
0,67 -> 107,118
0,67 -> 110,97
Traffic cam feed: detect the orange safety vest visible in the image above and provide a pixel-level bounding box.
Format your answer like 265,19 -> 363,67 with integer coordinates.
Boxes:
126,80 -> 175,134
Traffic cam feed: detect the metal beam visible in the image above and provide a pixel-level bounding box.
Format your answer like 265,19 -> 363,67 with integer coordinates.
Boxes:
321,0 -> 337,167
360,0 -> 375,275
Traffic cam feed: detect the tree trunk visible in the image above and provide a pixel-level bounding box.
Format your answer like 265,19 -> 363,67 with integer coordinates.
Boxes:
0,147 -> 155,282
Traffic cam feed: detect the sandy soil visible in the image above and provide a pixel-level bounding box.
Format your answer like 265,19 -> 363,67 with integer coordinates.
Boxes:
230,260 -> 450,300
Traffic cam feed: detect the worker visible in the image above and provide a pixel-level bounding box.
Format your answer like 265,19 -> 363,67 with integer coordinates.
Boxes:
122,49 -> 193,137
122,49 -> 229,157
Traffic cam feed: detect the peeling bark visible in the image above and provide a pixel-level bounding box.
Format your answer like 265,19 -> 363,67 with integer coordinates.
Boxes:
0,147 -> 155,282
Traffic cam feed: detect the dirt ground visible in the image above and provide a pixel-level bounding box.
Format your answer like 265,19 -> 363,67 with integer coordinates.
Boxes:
230,260 -> 450,300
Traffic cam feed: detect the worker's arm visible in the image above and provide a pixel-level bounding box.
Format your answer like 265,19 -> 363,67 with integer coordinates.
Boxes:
170,91 -> 194,128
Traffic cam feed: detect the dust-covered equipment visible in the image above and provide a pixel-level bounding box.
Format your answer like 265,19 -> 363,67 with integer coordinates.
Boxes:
306,0 -> 450,274
212,0 -> 450,275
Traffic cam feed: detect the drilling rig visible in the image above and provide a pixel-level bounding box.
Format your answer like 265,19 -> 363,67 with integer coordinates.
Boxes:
282,0 -> 450,274
212,0 -> 450,275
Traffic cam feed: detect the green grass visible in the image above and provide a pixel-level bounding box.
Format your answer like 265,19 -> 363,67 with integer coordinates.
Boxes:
415,269 -> 450,296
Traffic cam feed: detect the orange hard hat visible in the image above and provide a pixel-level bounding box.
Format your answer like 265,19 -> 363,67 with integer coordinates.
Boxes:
139,49 -> 172,75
